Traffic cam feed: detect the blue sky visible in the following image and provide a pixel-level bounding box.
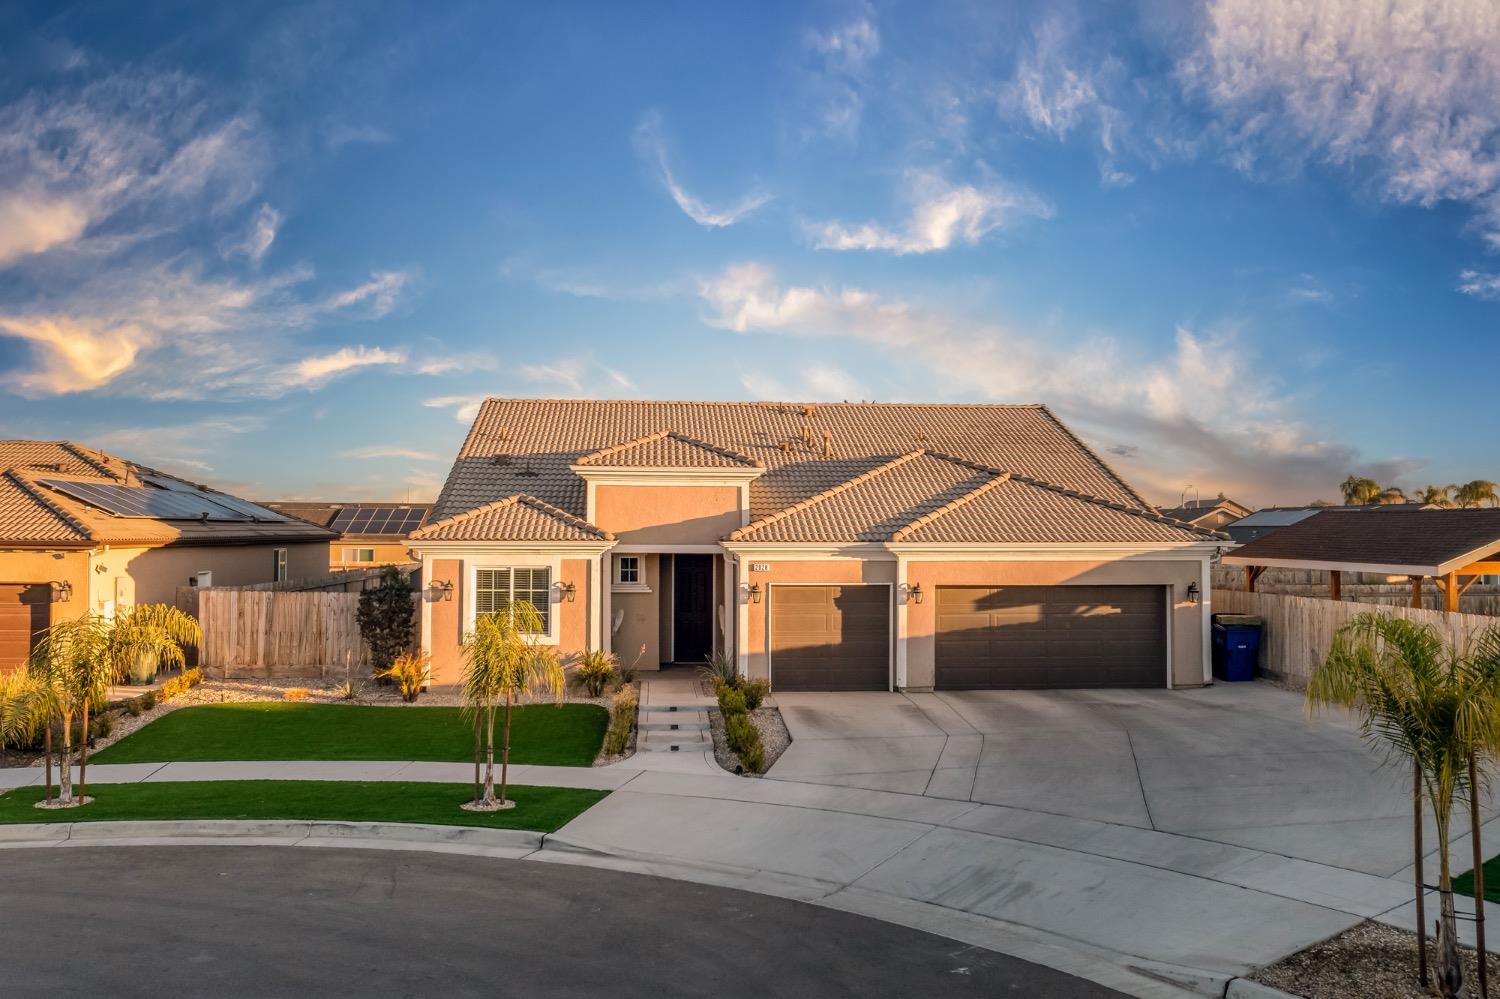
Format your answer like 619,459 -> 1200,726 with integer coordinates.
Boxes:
1,1 -> 1497,508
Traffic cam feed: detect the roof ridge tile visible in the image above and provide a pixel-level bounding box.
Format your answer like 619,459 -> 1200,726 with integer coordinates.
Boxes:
890,472 -> 1011,542
6,470 -> 96,542
411,493 -> 614,541
575,429 -> 763,468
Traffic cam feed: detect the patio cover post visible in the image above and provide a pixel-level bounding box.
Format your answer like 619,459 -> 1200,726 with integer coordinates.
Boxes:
1442,571 -> 1459,613
1329,570 -> 1342,602
1410,576 -> 1424,609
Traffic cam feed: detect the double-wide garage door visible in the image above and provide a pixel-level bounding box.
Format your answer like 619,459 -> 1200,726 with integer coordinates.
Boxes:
770,585 -> 890,691
0,584 -> 49,674
935,585 -> 1166,689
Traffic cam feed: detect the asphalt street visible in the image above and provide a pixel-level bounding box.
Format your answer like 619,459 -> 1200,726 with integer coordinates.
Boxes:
0,845 -> 1127,998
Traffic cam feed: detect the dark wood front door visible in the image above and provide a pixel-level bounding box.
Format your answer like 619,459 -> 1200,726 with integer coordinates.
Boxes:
672,554 -> 714,665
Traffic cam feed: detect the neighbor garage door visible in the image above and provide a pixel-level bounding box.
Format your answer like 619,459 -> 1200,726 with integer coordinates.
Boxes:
935,585 -> 1165,689
0,584 -> 49,674
770,585 -> 890,691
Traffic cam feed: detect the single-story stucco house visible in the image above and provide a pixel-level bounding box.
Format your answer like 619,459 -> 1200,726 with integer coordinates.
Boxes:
1,440 -> 335,671
408,399 -> 1226,692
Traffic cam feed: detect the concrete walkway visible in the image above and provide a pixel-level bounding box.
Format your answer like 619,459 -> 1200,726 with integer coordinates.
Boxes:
4,680 -> 1497,999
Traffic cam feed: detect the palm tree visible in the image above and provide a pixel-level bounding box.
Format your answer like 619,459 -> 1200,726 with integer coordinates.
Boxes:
1456,480 -> 1500,509
1340,475 -> 1382,506
459,600 -> 566,811
28,615 -> 110,807
1374,485 -> 1408,505
1309,614 -> 1500,998
1418,484 -> 1458,508
0,668 -> 46,751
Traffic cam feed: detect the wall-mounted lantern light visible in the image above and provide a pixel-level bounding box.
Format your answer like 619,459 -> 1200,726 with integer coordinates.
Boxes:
908,583 -> 924,605
747,583 -> 763,605
1185,581 -> 1200,605
50,580 -> 72,603
434,580 -> 454,602
559,581 -> 577,603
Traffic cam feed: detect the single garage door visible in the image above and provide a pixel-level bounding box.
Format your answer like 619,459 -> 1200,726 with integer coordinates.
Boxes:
0,584 -> 49,674
935,585 -> 1166,689
770,585 -> 890,691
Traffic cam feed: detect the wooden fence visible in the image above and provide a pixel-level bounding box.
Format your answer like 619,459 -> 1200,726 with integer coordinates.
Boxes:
197,589 -> 388,680
1213,588 -> 1500,689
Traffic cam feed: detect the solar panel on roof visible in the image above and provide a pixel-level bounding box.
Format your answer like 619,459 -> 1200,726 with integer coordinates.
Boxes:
39,479 -> 252,521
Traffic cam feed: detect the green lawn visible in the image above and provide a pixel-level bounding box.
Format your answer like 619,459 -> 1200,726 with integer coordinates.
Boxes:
1455,857 -> 1500,904
0,781 -> 606,831
91,703 -> 608,767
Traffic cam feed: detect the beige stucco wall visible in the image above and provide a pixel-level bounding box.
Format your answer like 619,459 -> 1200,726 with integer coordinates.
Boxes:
594,485 -> 742,545
425,555 -> 593,689
329,540 -> 414,568
0,549 -> 92,628
740,559 -> 898,682
90,543 -> 329,614
904,559 -> 1207,690
613,554 -> 662,671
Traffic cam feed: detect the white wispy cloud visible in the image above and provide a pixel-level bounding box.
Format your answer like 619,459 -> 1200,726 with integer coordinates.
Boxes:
1459,269 -> 1500,300
88,415 -> 267,476
738,363 -> 868,402
342,445 -> 442,461
423,394 -> 488,424
236,203 -> 281,263
319,270 -> 408,317
699,262 -> 1398,504
809,171 -> 1052,254
281,345 -> 406,389
634,112 -> 772,228
1181,0 -> 1500,239
800,11 -> 881,139
410,352 -> 498,376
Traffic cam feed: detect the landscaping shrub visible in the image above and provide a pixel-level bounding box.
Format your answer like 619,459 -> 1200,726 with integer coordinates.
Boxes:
372,652 -> 428,703
698,651 -> 738,690
603,685 -> 638,757
571,650 -> 618,698
716,686 -> 746,717
91,712 -> 113,741
158,667 -> 204,703
724,712 -> 765,773
125,698 -> 144,718
357,567 -> 416,674
738,678 -> 770,711
283,687 -> 310,702
141,691 -> 156,711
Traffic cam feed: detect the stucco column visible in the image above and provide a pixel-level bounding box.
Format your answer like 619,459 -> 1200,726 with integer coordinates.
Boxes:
732,555 -> 749,679
600,553 -> 613,654
587,555 -> 602,651
894,555 -> 909,690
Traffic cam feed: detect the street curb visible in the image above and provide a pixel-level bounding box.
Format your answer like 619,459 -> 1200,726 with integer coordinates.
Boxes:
1224,979 -> 1298,999
0,820 -> 1256,999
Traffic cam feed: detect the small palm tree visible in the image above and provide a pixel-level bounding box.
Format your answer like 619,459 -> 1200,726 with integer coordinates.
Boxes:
1456,480 -> 1499,509
460,601 -> 566,811
1418,484 -> 1458,508
29,615 -> 110,807
0,668 -> 46,751
1340,475 -> 1381,505
106,604 -> 201,685
1309,614 -> 1500,998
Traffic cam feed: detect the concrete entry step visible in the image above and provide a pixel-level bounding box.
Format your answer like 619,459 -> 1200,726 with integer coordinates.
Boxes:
637,738 -> 714,753
638,704 -> 712,714
639,719 -> 709,733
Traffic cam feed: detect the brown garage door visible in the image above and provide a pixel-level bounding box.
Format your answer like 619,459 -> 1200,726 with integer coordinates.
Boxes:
0,584 -> 50,674
935,585 -> 1165,689
770,585 -> 890,691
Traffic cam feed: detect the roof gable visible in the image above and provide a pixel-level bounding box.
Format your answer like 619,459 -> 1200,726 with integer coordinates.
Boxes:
410,494 -> 613,543
434,399 -> 1153,527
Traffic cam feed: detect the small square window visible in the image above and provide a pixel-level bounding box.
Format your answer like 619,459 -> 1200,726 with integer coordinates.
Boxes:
617,556 -> 640,585
273,547 -> 288,582
343,548 -> 376,563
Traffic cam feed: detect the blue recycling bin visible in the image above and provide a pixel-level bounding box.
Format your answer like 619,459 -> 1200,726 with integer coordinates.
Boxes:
1212,617 -> 1261,682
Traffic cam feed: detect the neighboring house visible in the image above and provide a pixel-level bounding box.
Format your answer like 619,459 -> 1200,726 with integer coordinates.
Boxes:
408,400 -> 1225,693
263,502 -> 430,569
1,441 -> 334,671
1157,494 -> 1252,532
1222,502 -> 1434,544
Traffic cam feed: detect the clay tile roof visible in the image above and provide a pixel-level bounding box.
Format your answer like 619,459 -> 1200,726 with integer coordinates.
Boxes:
409,495 -> 614,543
575,430 -> 763,469
725,449 -> 1217,545
0,440 -> 335,548
434,399 -> 1152,529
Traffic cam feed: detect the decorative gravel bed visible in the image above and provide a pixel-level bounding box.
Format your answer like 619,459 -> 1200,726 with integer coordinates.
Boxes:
709,705 -> 791,776
1253,920 -> 1486,998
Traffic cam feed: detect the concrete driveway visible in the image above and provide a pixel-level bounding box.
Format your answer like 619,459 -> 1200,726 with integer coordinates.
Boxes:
770,683 -> 1493,878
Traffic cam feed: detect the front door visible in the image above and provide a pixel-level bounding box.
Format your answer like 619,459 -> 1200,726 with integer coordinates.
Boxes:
672,554 -> 714,665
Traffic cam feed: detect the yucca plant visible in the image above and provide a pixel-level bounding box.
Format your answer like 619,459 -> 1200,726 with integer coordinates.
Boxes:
697,650 -> 738,690
460,601 -> 566,811
571,649 -> 617,698
373,652 -> 428,703
1309,614 -> 1500,998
